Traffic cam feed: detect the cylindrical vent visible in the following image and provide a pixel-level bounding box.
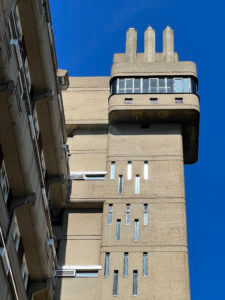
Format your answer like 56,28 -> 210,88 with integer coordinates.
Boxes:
126,28 -> 137,62
163,26 -> 175,62
144,26 -> 155,62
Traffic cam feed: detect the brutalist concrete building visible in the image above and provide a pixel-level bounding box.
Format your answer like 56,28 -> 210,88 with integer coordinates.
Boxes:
0,1 -> 199,299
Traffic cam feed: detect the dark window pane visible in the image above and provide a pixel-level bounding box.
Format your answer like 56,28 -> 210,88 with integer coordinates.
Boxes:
167,78 -> 173,93
143,79 -> 149,93
159,78 -> 165,87
134,79 -> 141,93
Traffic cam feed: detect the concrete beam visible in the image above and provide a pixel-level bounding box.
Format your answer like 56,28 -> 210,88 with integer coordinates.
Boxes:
144,26 -> 155,62
126,28 -> 137,63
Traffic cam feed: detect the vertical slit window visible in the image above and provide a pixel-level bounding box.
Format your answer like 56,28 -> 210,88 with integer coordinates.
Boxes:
144,161 -> 148,180
135,175 -> 140,194
123,253 -> 128,277
133,270 -> 138,296
127,161 -> 132,180
118,175 -> 123,194
113,270 -> 119,296
125,204 -> 130,225
134,219 -> 139,241
143,204 -> 148,225
143,253 -> 148,277
108,204 -> 113,225
111,161 -> 115,180
116,219 -> 121,241
104,253 -> 110,277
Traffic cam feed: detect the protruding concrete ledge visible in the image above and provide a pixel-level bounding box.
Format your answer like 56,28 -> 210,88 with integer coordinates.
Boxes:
33,90 -> 53,103
111,61 -> 197,78
108,94 -> 199,164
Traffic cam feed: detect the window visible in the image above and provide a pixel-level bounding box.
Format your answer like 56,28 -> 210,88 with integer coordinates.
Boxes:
133,270 -> 138,296
113,270 -> 119,296
125,204 -> 130,225
104,253 -> 110,277
118,175 -> 123,194
175,97 -> 183,104
149,97 -> 158,103
127,161 -> 132,180
144,161 -> 148,180
21,255 -> 28,290
111,77 -> 197,95
76,271 -> 98,278
135,175 -> 140,194
108,204 -> 113,225
123,253 -> 128,277
143,252 -> 148,277
0,160 -> 10,203
111,161 -> 115,180
12,218 -> 20,252
116,219 -> 121,241
124,98 -> 133,104
143,204 -> 148,226
134,219 -> 139,241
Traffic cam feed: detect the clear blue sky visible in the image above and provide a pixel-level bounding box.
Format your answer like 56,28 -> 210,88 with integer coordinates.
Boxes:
49,0 -> 225,298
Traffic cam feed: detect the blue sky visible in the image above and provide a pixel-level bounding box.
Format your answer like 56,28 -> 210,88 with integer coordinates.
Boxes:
49,0 -> 225,298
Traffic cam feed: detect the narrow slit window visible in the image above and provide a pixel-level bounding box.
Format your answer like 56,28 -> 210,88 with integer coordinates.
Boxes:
116,219 -> 121,241
133,270 -> 138,296
134,219 -> 139,241
118,175 -> 123,194
143,204 -> 148,225
123,252 -> 128,277
104,253 -> 110,277
135,175 -> 140,194
175,97 -> 183,104
113,270 -> 119,296
124,98 -> 133,104
143,252 -> 148,277
108,204 -> 113,225
111,161 -> 115,180
144,161 -> 148,180
127,161 -> 132,180
125,204 -> 130,225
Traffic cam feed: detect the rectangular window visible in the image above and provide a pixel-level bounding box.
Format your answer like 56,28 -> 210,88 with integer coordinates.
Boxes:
119,78 -> 125,93
143,78 -> 150,93
76,271 -> 98,278
133,270 -> 138,296
175,97 -> 183,104
135,175 -> 140,194
108,204 -> 113,225
127,161 -> 132,180
183,78 -> 190,92
144,161 -> 148,180
143,204 -> 148,225
123,253 -> 128,277
150,78 -> 158,93
111,161 -> 115,180
143,253 -> 148,277
0,160 -> 10,203
113,270 -> 119,296
125,204 -> 130,225
126,78 -> 133,93
104,253 -> 110,277
116,219 -> 121,241
134,219 -> 139,241
124,98 -> 133,104
118,175 -> 123,194
12,218 -> 20,252
134,78 -> 141,93
149,97 -> 158,103
174,78 -> 182,93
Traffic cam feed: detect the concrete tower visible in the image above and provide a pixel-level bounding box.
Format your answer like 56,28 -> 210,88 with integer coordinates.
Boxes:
55,27 -> 200,299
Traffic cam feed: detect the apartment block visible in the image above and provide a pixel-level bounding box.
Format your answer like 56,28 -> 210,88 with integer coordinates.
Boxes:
0,0 -> 69,299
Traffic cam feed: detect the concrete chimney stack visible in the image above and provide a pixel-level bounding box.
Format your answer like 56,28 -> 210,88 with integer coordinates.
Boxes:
126,28 -> 137,62
144,26 -> 155,62
163,26 -> 175,62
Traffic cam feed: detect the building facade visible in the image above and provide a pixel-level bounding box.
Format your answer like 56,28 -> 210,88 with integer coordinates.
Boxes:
0,0 -> 69,299
55,27 -> 200,299
0,1 -> 199,299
